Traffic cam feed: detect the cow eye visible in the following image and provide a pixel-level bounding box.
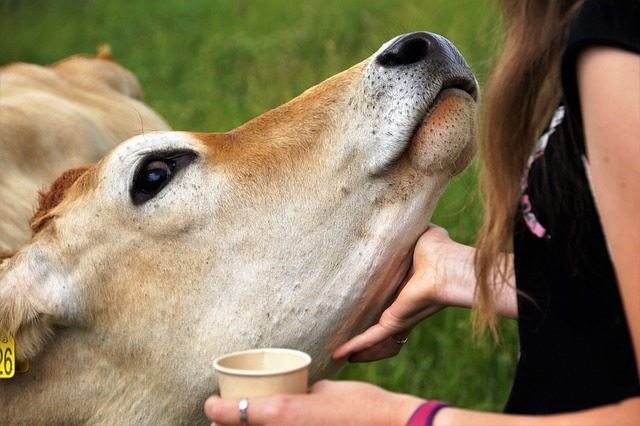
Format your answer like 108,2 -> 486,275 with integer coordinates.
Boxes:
131,151 -> 196,205
140,160 -> 173,192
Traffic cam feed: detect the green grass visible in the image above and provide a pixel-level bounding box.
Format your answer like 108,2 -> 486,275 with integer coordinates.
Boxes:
0,0 -> 517,412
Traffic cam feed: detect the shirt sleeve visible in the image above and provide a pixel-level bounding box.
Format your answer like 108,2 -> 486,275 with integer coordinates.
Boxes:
561,0 -> 640,127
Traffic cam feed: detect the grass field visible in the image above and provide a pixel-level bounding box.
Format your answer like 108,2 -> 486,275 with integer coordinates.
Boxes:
1,0 -> 518,412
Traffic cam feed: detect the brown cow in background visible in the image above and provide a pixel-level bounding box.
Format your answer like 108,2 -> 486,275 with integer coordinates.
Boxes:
0,46 -> 170,250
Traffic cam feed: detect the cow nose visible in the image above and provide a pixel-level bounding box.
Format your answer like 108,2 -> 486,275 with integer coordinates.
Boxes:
376,32 -> 433,66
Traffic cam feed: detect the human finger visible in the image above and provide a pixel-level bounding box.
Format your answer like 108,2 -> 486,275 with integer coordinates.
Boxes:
347,329 -> 412,362
332,322 -> 412,361
205,395 -> 263,426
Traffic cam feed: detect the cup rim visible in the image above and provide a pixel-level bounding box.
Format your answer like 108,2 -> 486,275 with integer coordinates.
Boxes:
212,348 -> 312,377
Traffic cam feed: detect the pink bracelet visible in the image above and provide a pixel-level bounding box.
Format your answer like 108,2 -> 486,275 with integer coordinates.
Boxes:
406,400 -> 451,426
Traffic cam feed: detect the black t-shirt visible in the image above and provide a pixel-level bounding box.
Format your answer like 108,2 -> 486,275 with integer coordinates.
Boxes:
506,0 -> 640,415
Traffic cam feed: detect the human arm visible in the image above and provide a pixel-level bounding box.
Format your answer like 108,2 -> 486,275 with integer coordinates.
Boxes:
434,397 -> 640,425
204,381 -> 640,426
577,46 -> 640,375
332,224 -> 518,363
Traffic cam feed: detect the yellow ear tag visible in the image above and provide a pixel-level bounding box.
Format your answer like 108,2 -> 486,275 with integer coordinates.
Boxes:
0,329 -> 16,378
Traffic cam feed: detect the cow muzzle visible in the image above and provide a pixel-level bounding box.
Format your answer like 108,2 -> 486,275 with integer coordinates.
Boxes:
363,31 -> 478,174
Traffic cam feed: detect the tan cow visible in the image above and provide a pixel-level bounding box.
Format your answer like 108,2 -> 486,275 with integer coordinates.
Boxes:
0,46 -> 171,251
0,32 -> 477,424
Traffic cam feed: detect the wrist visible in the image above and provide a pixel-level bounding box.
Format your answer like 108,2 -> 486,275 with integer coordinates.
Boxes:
406,400 -> 451,426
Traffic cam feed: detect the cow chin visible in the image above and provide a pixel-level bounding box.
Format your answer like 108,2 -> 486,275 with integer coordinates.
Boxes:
410,88 -> 477,176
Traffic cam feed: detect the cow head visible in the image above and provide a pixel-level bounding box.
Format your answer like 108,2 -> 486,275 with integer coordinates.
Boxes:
0,32 -> 477,424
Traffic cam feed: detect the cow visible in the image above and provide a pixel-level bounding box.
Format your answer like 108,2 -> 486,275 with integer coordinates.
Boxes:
0,46 -> 171,251
0,32 -> 478,424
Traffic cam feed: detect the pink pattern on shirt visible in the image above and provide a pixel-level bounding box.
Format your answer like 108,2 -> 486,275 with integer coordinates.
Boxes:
519,106 -> 565,239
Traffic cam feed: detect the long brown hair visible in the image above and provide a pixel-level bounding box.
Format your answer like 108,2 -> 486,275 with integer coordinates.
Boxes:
473,0 -> 585,335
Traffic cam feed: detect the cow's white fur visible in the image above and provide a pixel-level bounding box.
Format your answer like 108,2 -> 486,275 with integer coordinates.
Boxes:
0,32 -> 477,424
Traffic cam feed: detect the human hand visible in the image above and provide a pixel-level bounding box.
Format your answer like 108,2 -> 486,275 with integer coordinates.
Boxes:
204,380 -> 425,426
333,225 -> 474,362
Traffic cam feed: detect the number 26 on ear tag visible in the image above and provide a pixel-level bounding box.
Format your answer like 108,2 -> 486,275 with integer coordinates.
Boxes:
0,330 -> 16,378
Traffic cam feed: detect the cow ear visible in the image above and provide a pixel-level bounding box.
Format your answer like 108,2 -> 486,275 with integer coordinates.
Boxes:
30,166 -> 91,235
0,248 -> 79,362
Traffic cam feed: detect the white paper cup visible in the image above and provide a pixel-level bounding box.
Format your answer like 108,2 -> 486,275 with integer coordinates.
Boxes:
213,348 -> 312,398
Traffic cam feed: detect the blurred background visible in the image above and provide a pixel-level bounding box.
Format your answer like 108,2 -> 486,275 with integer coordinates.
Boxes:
0,0 -> 517,412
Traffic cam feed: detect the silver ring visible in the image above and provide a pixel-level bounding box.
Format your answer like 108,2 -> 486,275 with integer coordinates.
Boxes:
239,398 -> 249,425
390,335 -> 408,345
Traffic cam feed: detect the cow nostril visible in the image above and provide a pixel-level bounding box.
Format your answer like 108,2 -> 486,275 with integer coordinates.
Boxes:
377,33 -> 431,67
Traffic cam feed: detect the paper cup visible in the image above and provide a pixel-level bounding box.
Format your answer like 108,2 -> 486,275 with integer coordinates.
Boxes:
213,348 -> 312,398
